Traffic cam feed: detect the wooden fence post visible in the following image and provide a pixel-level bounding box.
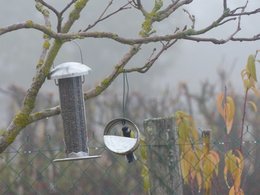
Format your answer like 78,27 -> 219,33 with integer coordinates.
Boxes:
143,116 -> 183,195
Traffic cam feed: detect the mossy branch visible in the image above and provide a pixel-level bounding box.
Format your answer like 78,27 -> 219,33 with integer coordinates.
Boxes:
0,0 -> 89,153
1,0 -> 260,155
8,44 -> 141,125
139,0 -> 163,37
85,44 -> 141,99
62,0 -> 89,33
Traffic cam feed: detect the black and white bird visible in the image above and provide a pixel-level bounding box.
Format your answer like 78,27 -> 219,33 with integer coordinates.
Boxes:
121,126 -> 136,163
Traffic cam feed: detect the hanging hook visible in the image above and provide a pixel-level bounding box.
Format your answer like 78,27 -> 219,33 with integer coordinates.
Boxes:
122,71 -> 129,119
51,41 -> 84,69
72,40 -> 84,64
54,79 -> 59,86
122,118 -> 126,126
81,75 -> 85,84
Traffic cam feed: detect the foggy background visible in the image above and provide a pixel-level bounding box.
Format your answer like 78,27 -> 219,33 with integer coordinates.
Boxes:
0,0 -> 260,124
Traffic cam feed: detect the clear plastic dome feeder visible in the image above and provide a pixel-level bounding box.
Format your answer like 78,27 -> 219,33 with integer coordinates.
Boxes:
103,118 -> 140,155
48,62 -> 101,162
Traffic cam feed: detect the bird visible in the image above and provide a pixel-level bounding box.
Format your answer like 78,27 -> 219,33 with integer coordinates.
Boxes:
121,126 -> 136,163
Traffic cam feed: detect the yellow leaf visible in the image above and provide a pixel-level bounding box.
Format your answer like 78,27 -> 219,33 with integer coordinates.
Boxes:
229,186 -> 244,195
234,150 -> 244,191
226,97 -> 235,120
175,111 -> 199,152
217,93 -> 225,116
196,172 -> 203,192
224,150 -> 244,191
242,55 -> 259,93
246,55 -> 257,82
224,166 -> 230,188
141,166 -> 150,192
248,101 -> 258,112
224,150 -> 236,187
200,150 -> 219,194
209,150 -> 220,162
242,79 -> 252,90
180,153 -> 191,184
216,93 -> 235,134
251,86 -> 260,97
209,150 -> 220,175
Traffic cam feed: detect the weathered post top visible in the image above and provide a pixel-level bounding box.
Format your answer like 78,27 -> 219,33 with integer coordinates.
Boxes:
48,62 -> 100,162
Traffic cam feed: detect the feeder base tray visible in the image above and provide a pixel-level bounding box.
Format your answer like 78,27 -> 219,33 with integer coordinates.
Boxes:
53,155 -> 101,162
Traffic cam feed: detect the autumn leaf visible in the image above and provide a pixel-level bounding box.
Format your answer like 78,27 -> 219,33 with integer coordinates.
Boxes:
209,150 -> 220,176
200,151 -> 220,193
224,150 -> 244,192
138,137 -> 151,193
248,100 -> 258,112
241,54 -> 260,96
200,132 -> 220,194
180,151 -> 192,184
241,69 -> 257,91
175,111 -> 199,151
175,111 -> 202,189
196,172 -> 203,192
180,145 -> 194,183
229,186 -> 244,195
139,139 -> 147,160
180,147 -> 203,192
216,93 -> 235,134
141,166 -> 150,192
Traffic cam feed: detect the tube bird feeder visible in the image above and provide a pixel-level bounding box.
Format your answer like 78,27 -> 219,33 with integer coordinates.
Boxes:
48,62 -> 101,162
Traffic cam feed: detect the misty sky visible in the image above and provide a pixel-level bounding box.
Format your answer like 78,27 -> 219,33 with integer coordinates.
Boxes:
0,0 -> 260,98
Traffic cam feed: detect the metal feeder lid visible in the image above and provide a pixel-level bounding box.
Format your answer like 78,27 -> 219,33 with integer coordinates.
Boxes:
48,62 -> 91,80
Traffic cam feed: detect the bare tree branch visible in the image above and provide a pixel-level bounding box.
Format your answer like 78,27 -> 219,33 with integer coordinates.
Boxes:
29,105 -> 61,122
27,44 -> 142,123
35,1 -> 52,70
85,44 -> 141,99
156,0 -> 192,21
1,16 -> 260,46
84,1 -> 131,32
231,34 -> 260,42
1,2 -> 260,46
131,0 -> 148,17
1,0 -> 260,154
0,21 -> 56,37
36,0 -> 60,17
183,9 -> 195,29
218,17 -> 237,26
223,0 -> 227,11
36,0 -> 78,32
125,40 -> 178,73
58,0 -> 78,32
0,0 -> 90,153
36,0 -> 61,32
60,0 -> 77,15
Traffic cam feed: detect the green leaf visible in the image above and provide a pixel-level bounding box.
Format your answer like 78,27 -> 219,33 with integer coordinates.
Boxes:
140,139 -> 147,160
248,101 -> 258,112
141,165 -> 150,192
246,55 -> 257,82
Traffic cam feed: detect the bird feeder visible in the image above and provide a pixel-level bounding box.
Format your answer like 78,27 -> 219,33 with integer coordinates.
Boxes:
103,118 -> 140,156
48,62 -> 101,162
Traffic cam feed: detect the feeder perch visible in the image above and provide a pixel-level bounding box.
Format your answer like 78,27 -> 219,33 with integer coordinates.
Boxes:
48,62 -> 101,162
103,118 -> 140,155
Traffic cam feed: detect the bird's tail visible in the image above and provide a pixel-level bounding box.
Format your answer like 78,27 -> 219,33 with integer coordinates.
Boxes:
126,152 -> 137,163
